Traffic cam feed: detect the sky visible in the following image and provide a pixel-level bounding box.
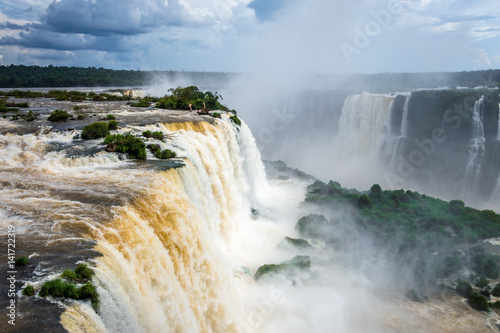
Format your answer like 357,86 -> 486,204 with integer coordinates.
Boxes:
0,0 -> 499,74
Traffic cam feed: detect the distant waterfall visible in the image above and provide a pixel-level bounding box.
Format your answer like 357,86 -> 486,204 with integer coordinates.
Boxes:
336,94 -> 395,157
463,95 -> 485,192
497,102 -> 500,141
400,95 -> 410,138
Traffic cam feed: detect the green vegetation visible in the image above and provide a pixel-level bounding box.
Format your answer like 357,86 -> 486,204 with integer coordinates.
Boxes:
142,130 -> 165,142
492,284 -> 500,297
156,149 -> 177,160
130,97 -> 157,107
76,114 -> 86,120
255,256 -> 311,280
278,237 -> 313,249
104,133 -> 146,159
147,144 -> 161,154
230,115 -> 241,126
15,256 -> 29,266
38,279 -> 99,312
303,179 -> 500,311
47,109 -> 70,122
107,120 -> 118,130
25,110 -> 36,122
0,65 -> 146,87
31,263 -> 100,312
472,253 -> 500,279
306,180 -> 500,250
81,122 -> 110,140
62,263 -> 95,283
456,280 -> 472,298
22,285 -> 35,296
156,86 -> 228,111
106,114 -> 115,120
0,89 -> 132,102
405,289 -> 427,303
211,112 -> 221,118
468,293 -> 489,311
295,214 -> 333,239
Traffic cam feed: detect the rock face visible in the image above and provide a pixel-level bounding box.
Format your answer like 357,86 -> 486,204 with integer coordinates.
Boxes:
254,256 -> 312,280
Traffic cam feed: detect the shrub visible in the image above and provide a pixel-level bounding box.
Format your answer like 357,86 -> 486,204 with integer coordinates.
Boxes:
130,100 -> 151,107
143,130 -> 164,141
255,256 -> 311,280
490,301 -> 500,309
475,276 -> 489,288
47,109 -> 70,122
75,263 -> 95,280
358,194 -> 373,209
468,293 -> 489,311
25,110 -> 36,121
78,282 -> 100,312
39,278 -> 100,312
107,120 -> 118,130
62,269 -> 77,281
472,253 -> 500,279
104,133 -> 146,159
456,280 -> 472,298
370,184 -> 382,194
230,115 -> 241,126
106,114 -> 115,120
22,285 -> 35,296
77,114 -> 86,120
147,144 -> 161,153
81,122 -> 109,140
405,289 -> 426,303
15,256 -> 29,266
156,149 -> 176,159
211,112 -> 221,118
492,285 -> 500,297
39,279 -> 66,298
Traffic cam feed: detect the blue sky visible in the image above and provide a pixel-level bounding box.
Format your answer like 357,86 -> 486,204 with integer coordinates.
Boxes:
0,0 -> 498,73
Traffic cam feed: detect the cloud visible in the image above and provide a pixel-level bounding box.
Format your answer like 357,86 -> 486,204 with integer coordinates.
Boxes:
247,0 -> 289,22
0,0 -> 498,73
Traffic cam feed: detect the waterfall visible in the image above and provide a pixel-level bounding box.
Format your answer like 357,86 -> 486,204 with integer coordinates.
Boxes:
400,95 -> 410,138
497,102 -> 500,141
68,119 -> 269,333
463,95 -> 485,192
335,94 -> 395,158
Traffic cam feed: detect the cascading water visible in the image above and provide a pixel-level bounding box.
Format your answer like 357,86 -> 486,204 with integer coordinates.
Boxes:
463,95 -> 485,192
497,101 -> 500,141
67,120 -> 272,332
336,94 -> 395,157
330,94 -> 395,188
400,95 -> 410,138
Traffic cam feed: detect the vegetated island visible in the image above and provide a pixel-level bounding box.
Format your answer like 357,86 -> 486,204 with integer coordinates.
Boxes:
256,161 -> 500,313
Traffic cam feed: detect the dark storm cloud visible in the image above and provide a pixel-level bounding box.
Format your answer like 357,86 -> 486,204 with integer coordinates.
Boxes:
42,0 -> 198,37
0,0 -> 198,54
0,30 -> 130,52
0,21 -> 35,31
